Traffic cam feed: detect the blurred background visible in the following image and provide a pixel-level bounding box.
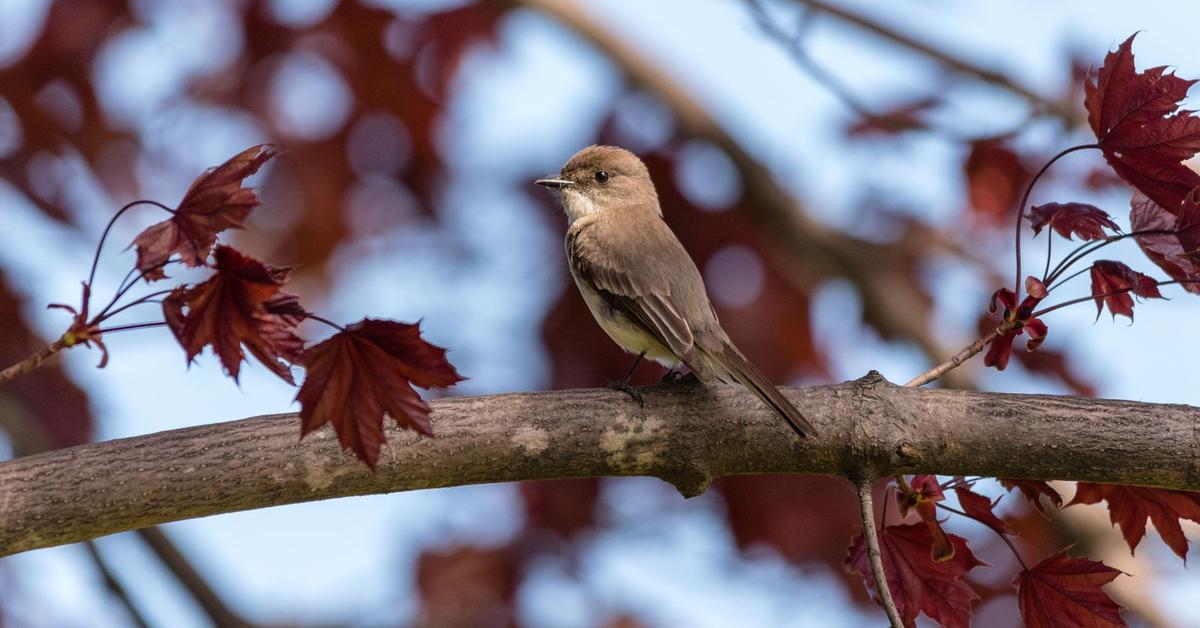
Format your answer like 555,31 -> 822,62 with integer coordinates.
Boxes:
2,0 -> 1199,626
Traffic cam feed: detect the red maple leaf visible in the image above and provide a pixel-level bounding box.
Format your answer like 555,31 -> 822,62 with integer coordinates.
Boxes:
162,245 -> 303,384
296,318 -> 464,468
1130,191 -> 1200,294
1089,36 -> 1200,218
954,484 -> 1007,533
1027,202 -> 1121,241
984,278 -> 1049,371
1085,35 -> 1200,249
1070,483 -> 1200,560
1000,479 -> 1063,516
845,523 -> 984,627
1089,260 -> 1162,320
132,145 -> 276,279
1015,550 -> 1125,628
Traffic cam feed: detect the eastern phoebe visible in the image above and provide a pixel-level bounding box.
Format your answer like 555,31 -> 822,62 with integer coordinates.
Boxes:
536,145 -> 816,437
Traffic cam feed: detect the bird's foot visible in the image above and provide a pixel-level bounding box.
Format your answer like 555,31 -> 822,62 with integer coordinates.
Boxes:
605,379 -> 644,407
659,369 -> 684,383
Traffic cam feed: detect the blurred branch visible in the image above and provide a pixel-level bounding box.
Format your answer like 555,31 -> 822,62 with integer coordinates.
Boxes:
134,528 -> 254,628
514,0 -> 973,388
83,541 -> 151,628
791,0 -> 1083,126
3,374 -> 1200,555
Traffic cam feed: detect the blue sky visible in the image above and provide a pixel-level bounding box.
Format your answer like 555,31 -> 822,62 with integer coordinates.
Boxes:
2,0 -> 1200,625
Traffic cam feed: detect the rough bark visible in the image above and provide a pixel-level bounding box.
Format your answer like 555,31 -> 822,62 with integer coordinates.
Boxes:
1,373 -> 1197,556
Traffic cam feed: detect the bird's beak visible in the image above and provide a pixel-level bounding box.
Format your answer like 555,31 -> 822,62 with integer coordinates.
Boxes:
535,177 -> 573,189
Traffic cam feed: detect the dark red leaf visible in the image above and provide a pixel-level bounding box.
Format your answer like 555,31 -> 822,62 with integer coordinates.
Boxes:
1014,550 -> 1125,628
1027,202 -> 1121,241
162,245 -> 302,384
983,281 -> 1049,371
1130,191 -> 1200,294
1070,483 -> 1200,560
1089,260 -> 1162,320
132,145 -> 276,279
845,523 -> 984,627
1085,35 -> 1200,227
964,139 -> 1031,224
296,318 -> 464,468
1000,479 -> 1064,516
954,485 -> 1007,532
899,475 -> 954,561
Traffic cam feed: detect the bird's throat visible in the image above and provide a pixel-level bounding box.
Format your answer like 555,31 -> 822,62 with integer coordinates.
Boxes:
560,190 -> 598,224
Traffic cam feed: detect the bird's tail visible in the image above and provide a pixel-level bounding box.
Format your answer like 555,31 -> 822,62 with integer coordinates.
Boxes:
697,344 -> 818,438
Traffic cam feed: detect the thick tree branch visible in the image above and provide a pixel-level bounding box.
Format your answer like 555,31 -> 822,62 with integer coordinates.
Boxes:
2,373 -> 1198,556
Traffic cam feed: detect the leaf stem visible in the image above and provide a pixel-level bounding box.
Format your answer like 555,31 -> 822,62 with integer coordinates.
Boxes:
86,200 -> 176,290
1046,266 -> 1091,293
1045,229 -> 1176,286
1012,144 -> 1099,298
1042,233 -> 1054,286
937,502 -> 1029,570
98,290 -> 175,321
856,479 -> 904,628
305,314 -> 345,331
0,338 -> 70,384
95,322 -> 169,335
92,261 -> 175,323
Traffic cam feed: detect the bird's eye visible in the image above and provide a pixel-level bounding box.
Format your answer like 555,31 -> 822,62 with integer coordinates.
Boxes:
594,170 -> 609,183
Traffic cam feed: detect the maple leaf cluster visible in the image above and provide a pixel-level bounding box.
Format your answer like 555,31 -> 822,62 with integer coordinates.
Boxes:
846,478 -> 1140,627
60,146 -> 463,468
983,34 -> 1199,370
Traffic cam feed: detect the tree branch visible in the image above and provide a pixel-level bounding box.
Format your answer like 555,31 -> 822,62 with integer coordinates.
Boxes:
2,373 -> 1198,556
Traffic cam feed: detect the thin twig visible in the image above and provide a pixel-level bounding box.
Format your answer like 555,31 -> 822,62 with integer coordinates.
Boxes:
0,338 -> 69,384
794,0 -> 1080,124
904,327 -> 1004,387
856,479 -> 904,628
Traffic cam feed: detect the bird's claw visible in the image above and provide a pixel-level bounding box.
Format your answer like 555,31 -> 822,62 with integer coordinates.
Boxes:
605,379 -> 644,407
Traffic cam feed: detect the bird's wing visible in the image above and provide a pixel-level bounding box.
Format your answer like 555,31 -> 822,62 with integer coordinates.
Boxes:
566,220 -> 695,358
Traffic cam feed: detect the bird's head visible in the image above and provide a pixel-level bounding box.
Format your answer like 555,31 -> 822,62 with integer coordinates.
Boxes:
536,145 -> 659,223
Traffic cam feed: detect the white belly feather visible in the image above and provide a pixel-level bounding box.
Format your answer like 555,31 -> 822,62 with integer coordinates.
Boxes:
572,274 -> 682,367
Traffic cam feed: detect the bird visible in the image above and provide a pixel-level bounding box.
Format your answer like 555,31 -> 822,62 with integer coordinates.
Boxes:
536,145 -> 816,438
